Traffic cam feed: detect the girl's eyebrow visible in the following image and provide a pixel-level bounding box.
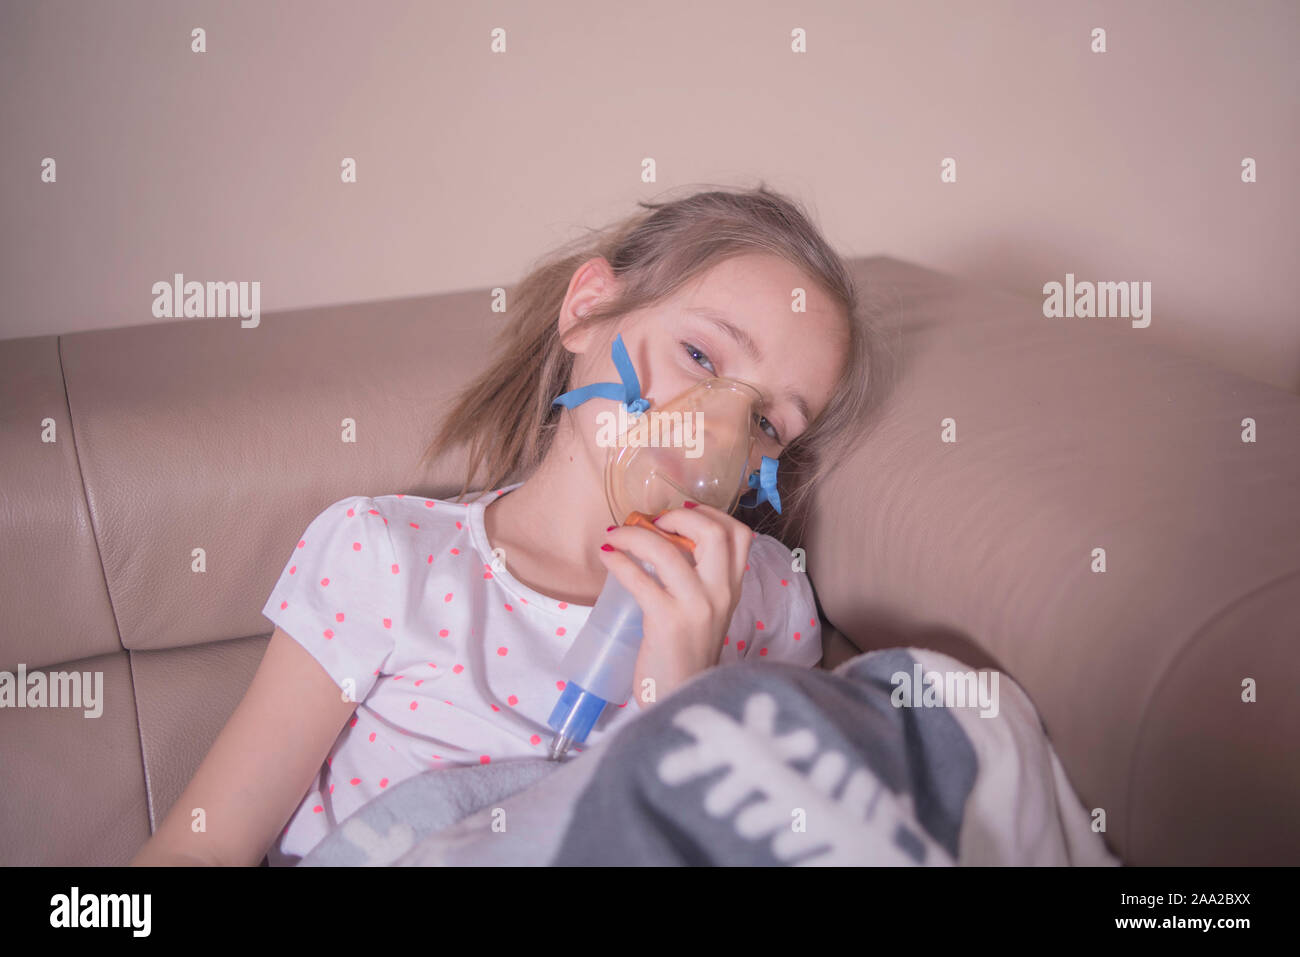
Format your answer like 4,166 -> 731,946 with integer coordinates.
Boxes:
685,305 -> 812,430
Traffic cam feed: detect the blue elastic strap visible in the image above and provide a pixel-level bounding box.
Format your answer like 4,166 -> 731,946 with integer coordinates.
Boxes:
741,455 -> 782,514
551,332 -> 650,417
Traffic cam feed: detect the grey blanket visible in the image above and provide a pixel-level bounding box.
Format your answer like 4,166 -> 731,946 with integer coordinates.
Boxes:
299,648 -> 1120,866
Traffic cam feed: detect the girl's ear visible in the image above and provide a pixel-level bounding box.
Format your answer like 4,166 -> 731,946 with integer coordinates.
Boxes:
557,307 -> 598,354
558,257 -> 618,353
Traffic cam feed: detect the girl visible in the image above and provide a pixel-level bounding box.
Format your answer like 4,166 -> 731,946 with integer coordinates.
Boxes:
129,184 -> 888,867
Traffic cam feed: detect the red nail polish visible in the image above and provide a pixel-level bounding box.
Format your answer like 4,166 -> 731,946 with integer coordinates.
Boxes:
600,543 -> 615,552
683,501 -> 698,509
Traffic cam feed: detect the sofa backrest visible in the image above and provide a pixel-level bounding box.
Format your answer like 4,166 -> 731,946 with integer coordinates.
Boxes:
809,257 -> 1300,865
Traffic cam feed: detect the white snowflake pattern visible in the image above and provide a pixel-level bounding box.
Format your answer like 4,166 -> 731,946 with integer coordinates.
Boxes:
655,691 -> 955,866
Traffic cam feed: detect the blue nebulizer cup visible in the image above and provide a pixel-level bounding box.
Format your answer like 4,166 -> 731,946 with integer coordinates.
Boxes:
545,372 -> 781,761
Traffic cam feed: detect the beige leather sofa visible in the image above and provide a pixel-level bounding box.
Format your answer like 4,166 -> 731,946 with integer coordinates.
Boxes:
2,256 -> 1296,866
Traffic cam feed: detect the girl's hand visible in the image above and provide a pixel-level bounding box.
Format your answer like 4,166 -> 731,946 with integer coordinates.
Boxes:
597,502 -> 753,708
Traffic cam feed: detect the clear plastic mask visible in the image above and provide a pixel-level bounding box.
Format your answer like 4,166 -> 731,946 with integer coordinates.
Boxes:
602,377 -> 764,526
552,331 -> 782,528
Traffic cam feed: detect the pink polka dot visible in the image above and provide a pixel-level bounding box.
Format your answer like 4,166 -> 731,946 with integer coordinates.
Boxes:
755,620 -> 765,630
409,522 -> 419,529
391,563 -> 400,574
426,553 -> 433,564
450,547 -> 460,555
414,679 -> 424,686
383,618 -> 392,628
329,784 -> 334,794
793,631 -> 801,641
780,579 -> 788,586
424,501 -> 434,508
444,593 -> 453,602
335,612 -> 345,622
380,778 -> 389,788
453,664 -> 464,674
368,509 -> 380,516
349,716 -> 358,727
530,734 -> 541,745
508,695 -> 518,706
558,601 -> 568,609
738,640 -> 746,650
297,540 -> 306,549
439,628 -> 449,637
353,542 -> 361,551
369,732 -> 376,742
521,598 -> 528,604
289,565 -> 296,575
410,701 -> 418,710
394,674 -> 403,680
455,521 -> 462,530
556,680 -> 566,690
320,577 -> 330,587
483,571 -> 493,579
347,508 -> 355,517
723,635 -> 730,645
350,778 -> 361,786
428,662 -> 437,668
490,704 -> 500,712
810,617 -> 816,626
504,603 -> 513,611
556,627 -> 566,637
323,629 -> 334,639
745,562 -> 750,571
759,648 -> 768,656
480,755 -> 490,765
313,805 -> 323,814
497,646 -> 508,656
396,494 -> 405,498
280,600 -> 287,610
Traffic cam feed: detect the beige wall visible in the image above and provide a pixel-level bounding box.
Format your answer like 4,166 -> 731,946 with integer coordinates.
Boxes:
2,0 -> 1296,393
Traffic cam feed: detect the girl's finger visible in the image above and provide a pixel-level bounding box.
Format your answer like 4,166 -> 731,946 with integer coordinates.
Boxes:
596,540 -> 670,612
606,524 -> 707,606
650,504 -> 749,597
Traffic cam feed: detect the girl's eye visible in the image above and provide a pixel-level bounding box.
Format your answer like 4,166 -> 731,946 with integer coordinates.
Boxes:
754,412 -> 781,445
681,341 -> 716,374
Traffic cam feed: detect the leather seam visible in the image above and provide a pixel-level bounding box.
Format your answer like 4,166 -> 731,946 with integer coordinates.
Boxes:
58,335 -> 157,839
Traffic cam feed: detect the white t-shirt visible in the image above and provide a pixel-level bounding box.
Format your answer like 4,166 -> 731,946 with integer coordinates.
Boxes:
260,481 -> 823,865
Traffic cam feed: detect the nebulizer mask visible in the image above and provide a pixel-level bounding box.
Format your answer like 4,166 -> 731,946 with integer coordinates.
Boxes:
544,331 -> 782,760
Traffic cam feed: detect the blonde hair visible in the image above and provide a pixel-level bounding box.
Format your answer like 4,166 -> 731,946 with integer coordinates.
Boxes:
417,182 -> 893,548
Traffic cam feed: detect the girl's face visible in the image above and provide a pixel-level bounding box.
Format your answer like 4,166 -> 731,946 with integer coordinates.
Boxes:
562,252 -> 849,498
